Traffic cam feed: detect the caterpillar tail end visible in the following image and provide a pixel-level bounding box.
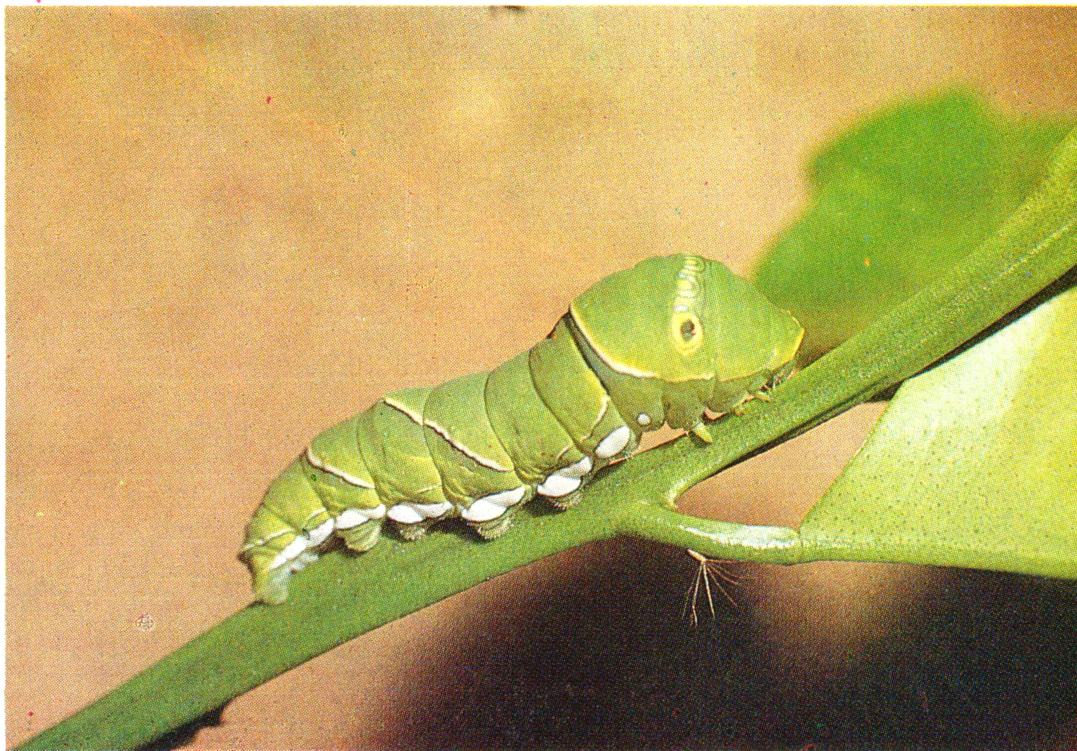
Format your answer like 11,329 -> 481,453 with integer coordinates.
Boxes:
242,551 -> 294,605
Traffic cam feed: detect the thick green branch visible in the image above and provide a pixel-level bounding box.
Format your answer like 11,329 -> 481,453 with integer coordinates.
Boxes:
19,129 -> 1077,751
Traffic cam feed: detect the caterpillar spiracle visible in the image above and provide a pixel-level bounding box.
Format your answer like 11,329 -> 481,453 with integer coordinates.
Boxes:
240,254 -> 804,604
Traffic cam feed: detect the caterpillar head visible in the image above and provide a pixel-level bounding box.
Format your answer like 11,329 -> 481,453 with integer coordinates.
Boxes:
568,253 -> 804,431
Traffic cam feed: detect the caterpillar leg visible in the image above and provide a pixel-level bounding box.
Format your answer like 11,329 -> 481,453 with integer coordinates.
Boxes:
459,486 -> 529,539
241,465 -> 329,602
390,518 -> 439,541
242,456 -> 379,604
468,505 -> 523,540
535,453 -> 597,511
546,489 -> 583,510
386,501 -> 454,540
334,509 -> 386,552
244,508 -> 385,603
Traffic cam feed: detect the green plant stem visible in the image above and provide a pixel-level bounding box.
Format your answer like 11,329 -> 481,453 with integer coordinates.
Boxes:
19,129 -> 1077,751
616,505 -> 804,563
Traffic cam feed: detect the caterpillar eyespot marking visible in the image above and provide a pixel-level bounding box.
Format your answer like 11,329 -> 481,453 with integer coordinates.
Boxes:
240,254 -> 804,604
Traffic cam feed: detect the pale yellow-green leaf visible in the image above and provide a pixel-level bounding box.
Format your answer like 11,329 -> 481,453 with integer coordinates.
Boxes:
800,284 -> 1077,578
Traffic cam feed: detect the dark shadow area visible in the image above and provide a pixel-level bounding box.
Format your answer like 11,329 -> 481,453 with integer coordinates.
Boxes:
370,538 -> 1077,750
142,706 -> 226,751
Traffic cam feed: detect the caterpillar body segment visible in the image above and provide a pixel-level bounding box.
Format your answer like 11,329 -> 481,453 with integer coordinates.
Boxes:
240,254 -> 804,603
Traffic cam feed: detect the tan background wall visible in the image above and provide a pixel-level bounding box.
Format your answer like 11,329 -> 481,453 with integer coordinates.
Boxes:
8,7 -> 1077,749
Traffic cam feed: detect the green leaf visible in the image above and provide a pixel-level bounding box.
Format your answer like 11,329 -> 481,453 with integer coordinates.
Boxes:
799,281 -> 1077,578
755,89 -> 1075,362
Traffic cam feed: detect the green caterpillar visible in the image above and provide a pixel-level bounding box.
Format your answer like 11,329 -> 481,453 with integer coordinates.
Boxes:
240,254 -> 804,604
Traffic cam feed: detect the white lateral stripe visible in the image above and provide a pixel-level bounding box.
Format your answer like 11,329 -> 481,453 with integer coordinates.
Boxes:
304,446 -> 375,489
307,518 -> 335,546
335,506 -> 386,529
479,486 -> 527,508
388,501 -> 453,524
382,397 -> 424,425
559,456 -> 592,478
363,504 -> 387,520
410,501 -> 454,518
269,536 -> 310,570
424,419 -> 512,472
538,472 -> 581,497
335,510 -> 365,529
387,504 -> 424,524
461,499 -> 506,523
595,426 -> 631,458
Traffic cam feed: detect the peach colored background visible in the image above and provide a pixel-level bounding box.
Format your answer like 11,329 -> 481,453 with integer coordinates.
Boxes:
8,7 -> 1077,749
